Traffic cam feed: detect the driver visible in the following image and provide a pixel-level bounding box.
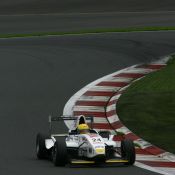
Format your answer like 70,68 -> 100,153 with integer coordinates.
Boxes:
77,124 -> 90,134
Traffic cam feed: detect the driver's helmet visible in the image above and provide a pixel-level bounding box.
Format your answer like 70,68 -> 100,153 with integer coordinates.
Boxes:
77,124 -> 90,134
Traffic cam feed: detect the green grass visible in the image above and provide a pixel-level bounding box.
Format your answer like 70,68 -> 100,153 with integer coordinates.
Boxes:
1,26 -> 175,39
116,56 -> 175,153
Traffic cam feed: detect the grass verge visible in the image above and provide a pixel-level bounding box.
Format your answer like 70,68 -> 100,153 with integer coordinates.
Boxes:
0,26 -> 175,39
116,56 -> 175,153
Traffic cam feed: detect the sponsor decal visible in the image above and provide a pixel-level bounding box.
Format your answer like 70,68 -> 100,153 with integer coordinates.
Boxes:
95,148 -> 105,154
92,138 -> 102,143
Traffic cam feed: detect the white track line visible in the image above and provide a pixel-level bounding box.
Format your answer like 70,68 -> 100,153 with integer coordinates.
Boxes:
73,106 -> 105,112
135,161 -> 170,175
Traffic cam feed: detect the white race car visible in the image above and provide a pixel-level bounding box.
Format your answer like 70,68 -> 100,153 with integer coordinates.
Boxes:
36,115 -> 135,166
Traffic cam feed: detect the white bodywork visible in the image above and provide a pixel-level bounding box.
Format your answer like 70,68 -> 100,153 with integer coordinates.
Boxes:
72,134 -> 105,158
46,115 -> 119,158
45,133 -> 118,158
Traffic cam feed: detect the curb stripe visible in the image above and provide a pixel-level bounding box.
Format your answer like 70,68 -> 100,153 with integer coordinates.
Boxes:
73,111 -> 106,117
73,106 -> 105,112
110,121 -> 124,129
78,96 -> 109,101
125,67 -> 153,72
138,161 -> 175,168
92,123 -> 113,129
144,146 -> 165,155
124,133 -> 140,140
136,149 -> 154,155
63,56 -> 175,175
97,81 -> 129,87
83,91 -> 115,96
106,110 -> 117,117
136,155 -> 170,162
136,64 -> 166,70
114,73 -> 145,78
107,114 -> 119,123
90,86 -> 120,92
103,77 -> 133,82
106,104 -> 117,112
107,99 -> 118,106
75,101 -> 107,106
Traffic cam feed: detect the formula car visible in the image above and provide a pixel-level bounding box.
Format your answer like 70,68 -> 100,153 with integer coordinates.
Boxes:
36,115 -> 135,166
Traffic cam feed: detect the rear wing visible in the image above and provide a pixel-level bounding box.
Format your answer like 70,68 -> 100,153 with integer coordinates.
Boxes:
48,115 -> 94,135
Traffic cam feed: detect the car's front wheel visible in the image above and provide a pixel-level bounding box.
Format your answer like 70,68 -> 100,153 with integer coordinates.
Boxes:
52,137 -> 68,166
121,139 -> 135,165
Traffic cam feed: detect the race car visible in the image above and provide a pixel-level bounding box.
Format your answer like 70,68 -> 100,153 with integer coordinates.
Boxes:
36,115 -> 135,166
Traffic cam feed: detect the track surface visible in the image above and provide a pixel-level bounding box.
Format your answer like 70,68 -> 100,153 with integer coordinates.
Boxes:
1,0 -> 175,14
1,11 -> 175,35
0,1 -> 175,175
1,32 -> 175,175
0,0 -> 175,35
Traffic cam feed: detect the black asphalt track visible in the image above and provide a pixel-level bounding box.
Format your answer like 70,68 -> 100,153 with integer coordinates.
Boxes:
0,0 -> 175,14
0,11 -> 175,35
0,0 -> 175,35
1,32 -> 175,175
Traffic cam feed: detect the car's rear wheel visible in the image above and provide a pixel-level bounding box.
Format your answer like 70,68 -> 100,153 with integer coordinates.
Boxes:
36,133 -> 49,159
52,137 -> 68,166
121,139 -> 135,165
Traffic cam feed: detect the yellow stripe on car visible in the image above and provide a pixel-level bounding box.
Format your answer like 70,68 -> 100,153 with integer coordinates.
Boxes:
95,148 -> 105,154
106,159 -> 128,163
71,160 -> 95,164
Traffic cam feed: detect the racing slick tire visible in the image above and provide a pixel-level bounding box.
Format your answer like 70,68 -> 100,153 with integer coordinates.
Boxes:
121,139 -> 135,165
52,137 -> 68,166
36,133 -> 49,159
